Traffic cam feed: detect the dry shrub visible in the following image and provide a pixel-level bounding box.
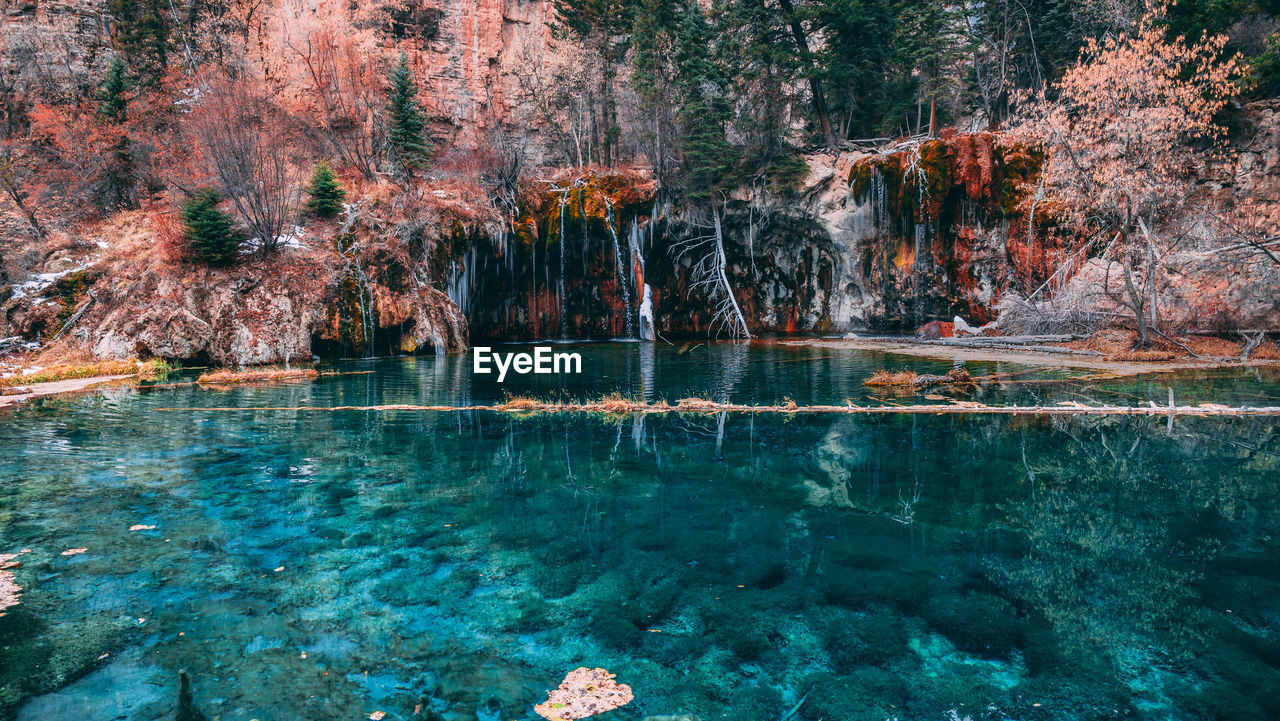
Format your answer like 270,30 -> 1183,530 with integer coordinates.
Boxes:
150,207 -> 189,263
1106,349 -> 1177,361
675,397 -> 724,410
197,367 -> 319,385
1250,341 -> 1280,360
0,358 -> 169,387
594,393 -> 640,414
995,291 -> 1103,335
499,396 -> 543,411
864,370 -> 920,387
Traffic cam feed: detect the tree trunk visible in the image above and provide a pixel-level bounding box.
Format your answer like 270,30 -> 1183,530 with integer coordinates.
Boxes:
776,0 -> 835,146
1122,256 -> 1149,347
712,207 -> 750,339
0,174 -> 44,239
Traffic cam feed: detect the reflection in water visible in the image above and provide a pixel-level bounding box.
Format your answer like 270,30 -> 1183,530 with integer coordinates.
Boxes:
0,349 -> 1277,721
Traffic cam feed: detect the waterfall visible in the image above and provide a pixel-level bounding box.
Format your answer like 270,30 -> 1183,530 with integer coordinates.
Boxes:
350,252 -> 375,357
446,246 -> 475,317
628,219 -> 644,280
629,220 -> 650,338
558,193 -> 568,339
872,170 -> 887,230
605,199 -> 634,338
530,221 -> 538,335
913,222 -> 928,328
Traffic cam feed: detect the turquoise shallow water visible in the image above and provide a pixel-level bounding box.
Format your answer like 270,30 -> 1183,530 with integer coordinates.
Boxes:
1,344 -> 1279,721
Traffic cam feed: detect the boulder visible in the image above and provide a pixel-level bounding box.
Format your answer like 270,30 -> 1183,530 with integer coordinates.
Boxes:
915,320 -> 955,339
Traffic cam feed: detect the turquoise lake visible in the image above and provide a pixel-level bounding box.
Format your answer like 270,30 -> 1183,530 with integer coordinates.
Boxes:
1,343 -> 1278,721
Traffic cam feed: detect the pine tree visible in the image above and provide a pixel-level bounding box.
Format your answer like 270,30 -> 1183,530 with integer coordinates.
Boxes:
674,2 -> 736,202
107,0 -> 170,86
97,56 -> 135,208
97,55 -> 132,123
305,160 -> 346,217
182,189 -> 241,266
386,53 -> 430,176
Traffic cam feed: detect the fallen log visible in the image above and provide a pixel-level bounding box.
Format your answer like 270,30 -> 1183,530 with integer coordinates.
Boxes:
154,399 -> 1280,417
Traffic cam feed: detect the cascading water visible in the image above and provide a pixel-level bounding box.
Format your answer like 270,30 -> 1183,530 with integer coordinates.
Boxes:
558,192 -> 568,340
446,246 -> 476,317
604,198 -> 634,338
350,252 -> 375,357
335,231 -> 373,358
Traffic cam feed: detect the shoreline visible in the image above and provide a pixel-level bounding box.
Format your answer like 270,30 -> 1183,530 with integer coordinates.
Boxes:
780,337 -> 1280,377
0,375 -> 136,410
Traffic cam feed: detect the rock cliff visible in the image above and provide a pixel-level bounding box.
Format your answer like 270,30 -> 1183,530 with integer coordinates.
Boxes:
1,210 -> 469,365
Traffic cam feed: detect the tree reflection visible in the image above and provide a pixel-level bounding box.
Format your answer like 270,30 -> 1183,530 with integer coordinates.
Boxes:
989,415 -> 1280,713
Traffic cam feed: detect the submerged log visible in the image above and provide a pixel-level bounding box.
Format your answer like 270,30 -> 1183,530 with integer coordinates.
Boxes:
176,670 -> 207,721
154,400 -> 1280,417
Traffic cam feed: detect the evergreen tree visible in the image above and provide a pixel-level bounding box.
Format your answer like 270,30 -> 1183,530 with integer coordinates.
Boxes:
386,53 -> 430,176
107,0 -> 171,86
182,189 -> 240,266
674,2 -> 736,202
97,55 -> 132,123
630,0 -> 680,182
813,0 -> 894,138
552,0 -> 636,164
305,160 -> 346,217
892,0 -> 968,135
97,56 -> 135,208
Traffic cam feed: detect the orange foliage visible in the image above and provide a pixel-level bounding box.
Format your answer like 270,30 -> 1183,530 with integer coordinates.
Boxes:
1007,3 -> 1245,232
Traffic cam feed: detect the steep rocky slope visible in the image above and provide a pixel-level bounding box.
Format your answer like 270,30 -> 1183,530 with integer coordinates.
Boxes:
1,207 -> 469,365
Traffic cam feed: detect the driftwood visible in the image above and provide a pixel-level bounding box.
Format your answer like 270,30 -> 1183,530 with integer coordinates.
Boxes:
157,399 -> 1280,417
49,294 -> 95,341
918,334 -> 1103,356
1240,330 -> 1267,361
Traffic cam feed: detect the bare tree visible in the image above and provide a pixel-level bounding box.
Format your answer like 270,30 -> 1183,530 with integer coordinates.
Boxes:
187,73 -> 301,252
672,201 -> 750,339
0,144 -> 44,239
286,26 -> 385,180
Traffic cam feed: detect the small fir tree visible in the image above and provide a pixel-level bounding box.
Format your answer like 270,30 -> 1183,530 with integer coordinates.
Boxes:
97,56 -> 132,123
97,56 -> 135,208
386,53 -> 430,175
304,160 -> 346,217
107,0 -> 170,86
182,189 -> 241,266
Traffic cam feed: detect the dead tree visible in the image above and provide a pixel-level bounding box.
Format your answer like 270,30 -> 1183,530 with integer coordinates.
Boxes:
188,74 -> 300,252
672,203 -> 750,339
0,149 -> 44,239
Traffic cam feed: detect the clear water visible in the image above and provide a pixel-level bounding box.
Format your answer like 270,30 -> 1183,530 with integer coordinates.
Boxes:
1,344 -> 1278,721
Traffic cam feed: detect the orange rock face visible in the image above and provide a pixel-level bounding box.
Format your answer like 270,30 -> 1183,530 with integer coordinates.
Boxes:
915,320 -> 955,339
